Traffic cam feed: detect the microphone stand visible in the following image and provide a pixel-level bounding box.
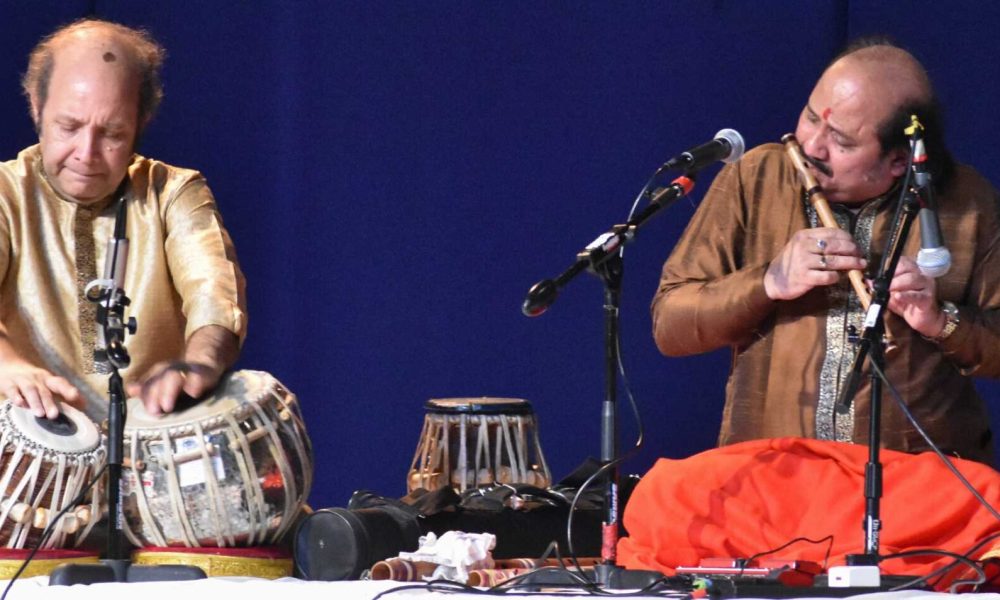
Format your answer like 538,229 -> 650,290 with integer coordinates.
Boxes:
49,194 -> 204,585
836,177 -> 922,571
522,173 -> 697,586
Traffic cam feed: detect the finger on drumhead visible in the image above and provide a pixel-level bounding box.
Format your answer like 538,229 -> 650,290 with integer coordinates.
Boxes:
46,376 -> 79,403
182,371 -> 212,400
140,382 -> 165,416
37,387 -> 61,420
142,388 -> 166,416
159,374 -> 187,415
22,387 -> 47,418
143,397 -> 161,416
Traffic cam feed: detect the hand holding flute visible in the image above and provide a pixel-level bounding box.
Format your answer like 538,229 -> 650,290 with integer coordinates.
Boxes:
771,133 -> 949,342
762,134 -> 871,306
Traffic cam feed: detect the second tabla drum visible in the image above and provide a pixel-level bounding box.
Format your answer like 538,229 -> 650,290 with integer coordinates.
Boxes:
120,370 -> 313,547
407,397 -> 551,493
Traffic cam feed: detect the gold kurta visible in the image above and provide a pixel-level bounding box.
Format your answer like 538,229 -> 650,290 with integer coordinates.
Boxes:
653,143 -> 1000,464
0,145 -> 247,419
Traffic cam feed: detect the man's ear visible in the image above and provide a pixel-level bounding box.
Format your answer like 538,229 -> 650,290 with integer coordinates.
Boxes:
889,149 -> 909,178
29,94 -> 41,133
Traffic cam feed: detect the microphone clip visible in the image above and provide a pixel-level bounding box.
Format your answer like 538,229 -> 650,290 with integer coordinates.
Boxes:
88,193 -> 136,371
88,278 -> 136,370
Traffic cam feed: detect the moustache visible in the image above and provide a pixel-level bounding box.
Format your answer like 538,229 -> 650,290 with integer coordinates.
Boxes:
806,155 -> 833,177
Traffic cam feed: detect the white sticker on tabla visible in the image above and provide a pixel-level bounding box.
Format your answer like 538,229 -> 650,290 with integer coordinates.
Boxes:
175,435 -> 225,487
142,470 -> 156,493
123,465 -> 157,494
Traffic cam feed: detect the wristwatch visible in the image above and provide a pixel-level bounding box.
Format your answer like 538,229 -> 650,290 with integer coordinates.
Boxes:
932,301 -> 960,342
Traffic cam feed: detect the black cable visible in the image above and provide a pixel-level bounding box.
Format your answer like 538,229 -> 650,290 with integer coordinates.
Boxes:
491,565 -> 600,593
880,548 -> 986,592
868,358 -> 1000,523
489,564 -> 690,596
884,531 -> 1000,592
1,462 -> 109,600
736,535 -> 835,576
370,581 -> 476,600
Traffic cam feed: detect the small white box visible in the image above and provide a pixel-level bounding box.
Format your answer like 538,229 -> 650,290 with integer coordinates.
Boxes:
828,565 -> 881,588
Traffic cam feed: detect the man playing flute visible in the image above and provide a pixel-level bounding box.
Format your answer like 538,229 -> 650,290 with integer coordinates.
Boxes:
652,38 -> 1000,465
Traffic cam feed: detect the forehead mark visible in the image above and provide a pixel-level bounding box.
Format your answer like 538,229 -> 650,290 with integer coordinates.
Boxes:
821,107 -> 832,121
103,51 -> 117,63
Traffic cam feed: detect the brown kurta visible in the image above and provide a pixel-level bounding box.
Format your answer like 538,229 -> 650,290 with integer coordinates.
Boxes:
0,145 -> 247,420
653,143 -> 1000,464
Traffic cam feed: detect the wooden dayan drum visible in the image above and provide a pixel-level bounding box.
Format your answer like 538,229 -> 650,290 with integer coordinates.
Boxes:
408,397 -> 551,493
0,401 -> 104,549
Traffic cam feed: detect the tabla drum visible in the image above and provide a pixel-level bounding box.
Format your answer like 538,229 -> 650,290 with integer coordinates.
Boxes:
407,397 -> 551,493
0,400 -> 104,549
120,370 -> 313,547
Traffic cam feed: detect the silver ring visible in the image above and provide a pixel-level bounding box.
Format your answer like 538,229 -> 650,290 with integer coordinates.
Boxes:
818,254 -> 828,269
816,238 -> 827,251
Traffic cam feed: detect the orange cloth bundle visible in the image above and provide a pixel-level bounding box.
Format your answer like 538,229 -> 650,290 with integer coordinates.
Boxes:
618,437 -> 1000,588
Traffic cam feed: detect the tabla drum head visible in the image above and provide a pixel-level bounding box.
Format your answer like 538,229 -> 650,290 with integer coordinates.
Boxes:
3,401 -> 100,455
125,370 -> 275,435
425,397 -> 534,415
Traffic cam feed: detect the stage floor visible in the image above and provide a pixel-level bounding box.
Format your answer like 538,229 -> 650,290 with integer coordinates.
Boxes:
0,576 -> 992,600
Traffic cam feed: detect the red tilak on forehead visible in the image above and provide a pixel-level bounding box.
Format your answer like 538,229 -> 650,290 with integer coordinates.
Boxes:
821,108 -> 832,121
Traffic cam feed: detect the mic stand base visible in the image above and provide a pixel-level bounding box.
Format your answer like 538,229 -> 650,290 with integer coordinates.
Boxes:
593,563 -> 622,587
48,559 -> 206,585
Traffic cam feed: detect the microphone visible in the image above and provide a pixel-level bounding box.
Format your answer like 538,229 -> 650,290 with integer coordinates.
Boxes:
910,134 -> 951,278
522,279 -> 558,317
659,129 -> 746,173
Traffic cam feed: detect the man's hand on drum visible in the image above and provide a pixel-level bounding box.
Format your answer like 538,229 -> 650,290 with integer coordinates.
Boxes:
126,325 -> 239,416
127,361 -> 222,416
0,361 -> 81,419
764,227 -> 868,301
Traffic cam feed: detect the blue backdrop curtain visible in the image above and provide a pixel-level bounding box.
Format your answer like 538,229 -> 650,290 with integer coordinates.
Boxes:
1,1 -> 997,507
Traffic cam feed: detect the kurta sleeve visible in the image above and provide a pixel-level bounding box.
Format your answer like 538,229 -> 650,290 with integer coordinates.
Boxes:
652,152 -> 778,357
935,180 -> 1000,376
161,175 -> 248,344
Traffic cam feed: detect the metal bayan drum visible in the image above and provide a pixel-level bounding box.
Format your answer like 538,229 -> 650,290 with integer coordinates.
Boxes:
0,401 -> 104,549
121,370 -> 313,547
407,397 -> 551,493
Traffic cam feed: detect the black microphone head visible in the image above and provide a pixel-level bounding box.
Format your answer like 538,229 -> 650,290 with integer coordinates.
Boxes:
714,128 -> 745,163
522,279 -> 558,317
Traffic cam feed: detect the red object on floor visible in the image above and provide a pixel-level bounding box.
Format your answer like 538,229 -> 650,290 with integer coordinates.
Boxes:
617,437 -> 1000,590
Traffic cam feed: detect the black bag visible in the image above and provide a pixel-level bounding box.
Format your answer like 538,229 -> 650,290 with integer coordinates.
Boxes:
294,460 -> 634,581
